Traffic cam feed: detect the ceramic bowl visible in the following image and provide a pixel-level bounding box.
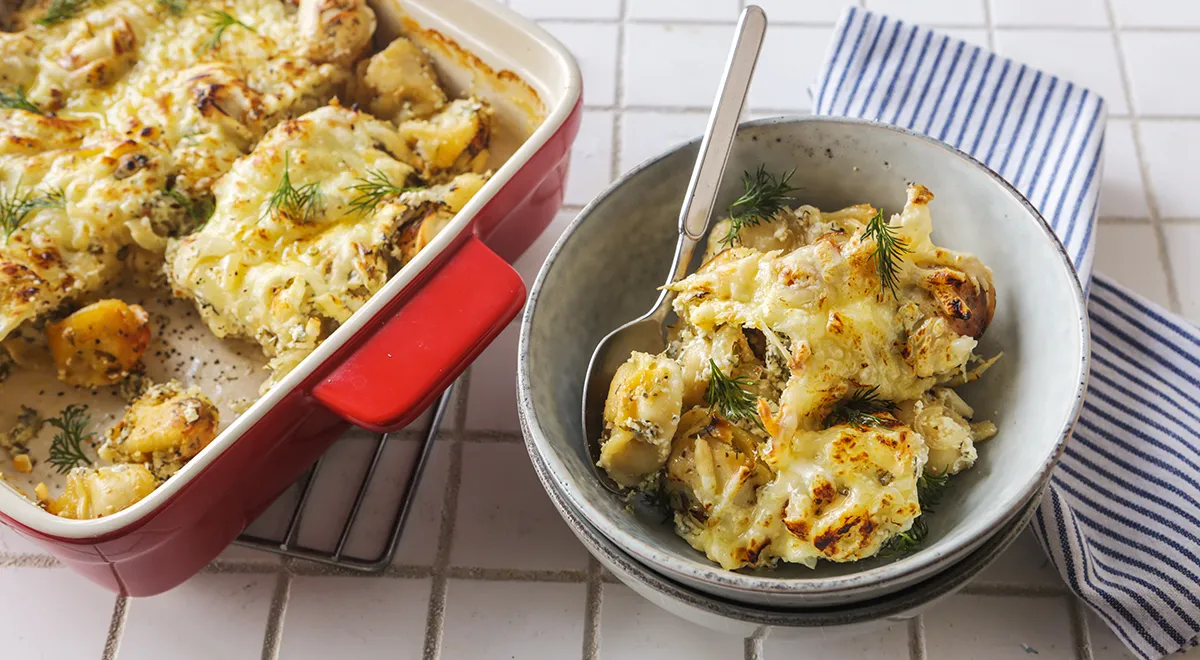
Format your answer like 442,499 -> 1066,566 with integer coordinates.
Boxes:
518,116 -> 1088,606
527,437 -> 1041,637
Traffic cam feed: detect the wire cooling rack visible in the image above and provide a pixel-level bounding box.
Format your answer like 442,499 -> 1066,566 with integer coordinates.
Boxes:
233,384 -> 454,571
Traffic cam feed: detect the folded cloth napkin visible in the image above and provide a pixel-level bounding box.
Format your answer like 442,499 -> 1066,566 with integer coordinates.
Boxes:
812,9 -> 1200,659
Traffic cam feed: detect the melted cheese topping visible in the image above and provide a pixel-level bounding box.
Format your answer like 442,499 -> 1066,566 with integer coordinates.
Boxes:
0,0 -> 372,342
600,184 -> 999,570
166,103 -> 491,389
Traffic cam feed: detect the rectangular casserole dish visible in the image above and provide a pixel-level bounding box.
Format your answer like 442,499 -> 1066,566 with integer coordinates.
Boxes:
0,0 -> 582,596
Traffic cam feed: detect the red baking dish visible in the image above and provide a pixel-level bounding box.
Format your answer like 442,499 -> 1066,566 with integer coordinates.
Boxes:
0,0 -> 582,596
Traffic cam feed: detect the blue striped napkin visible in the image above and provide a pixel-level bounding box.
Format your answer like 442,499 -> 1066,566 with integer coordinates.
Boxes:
812,9 -> 1200,659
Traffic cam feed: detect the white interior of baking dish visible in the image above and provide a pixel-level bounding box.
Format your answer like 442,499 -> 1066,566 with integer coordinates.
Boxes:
0,0 -> 581,537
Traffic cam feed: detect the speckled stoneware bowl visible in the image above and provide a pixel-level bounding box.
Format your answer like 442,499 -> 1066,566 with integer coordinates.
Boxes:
527,436 -> 1041,637
518,117 -> 1088,607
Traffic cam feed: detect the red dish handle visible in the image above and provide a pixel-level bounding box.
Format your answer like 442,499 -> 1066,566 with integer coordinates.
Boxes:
312,235 -> 526,431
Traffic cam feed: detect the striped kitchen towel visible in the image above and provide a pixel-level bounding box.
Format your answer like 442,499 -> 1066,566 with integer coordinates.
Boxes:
813,9 -> 1200,660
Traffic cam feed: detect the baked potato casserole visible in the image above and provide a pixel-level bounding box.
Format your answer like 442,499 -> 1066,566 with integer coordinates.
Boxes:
0,0 -> 494,518
598,173 -> 999,570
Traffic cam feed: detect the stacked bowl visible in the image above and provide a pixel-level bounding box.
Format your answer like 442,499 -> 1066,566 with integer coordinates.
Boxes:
517,117 -> 1089,634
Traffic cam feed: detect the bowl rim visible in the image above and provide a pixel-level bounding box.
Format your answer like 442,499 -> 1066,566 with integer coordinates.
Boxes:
518,115 -> 1090,597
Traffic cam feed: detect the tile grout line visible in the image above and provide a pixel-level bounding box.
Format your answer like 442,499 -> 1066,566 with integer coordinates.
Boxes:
420,371 -> 470,660
530,14 -> 1200,32
982,0 -> 996,50
610,0 -> 628,181
581,557 -> 603,660
1070,597 -> 1095,660
908,615 -> 928,660
259,568 -> 292,660
1101,0 -> 1184,314
100,595 -> 128,660
744,630 -> 765,660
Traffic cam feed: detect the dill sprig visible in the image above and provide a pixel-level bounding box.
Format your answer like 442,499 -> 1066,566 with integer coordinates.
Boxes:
156,0 -> 186,14
202,9 -> 253,50
823,386 -> 897,429
0,87 -> 42,115
262,154 -> 323,224
344,168 -> 416,218
34,0 -> 90,26
878,472 -> 954,557
166,188 -> 213,228
45,404 -> 94,474
705,360 -> 763,429
719,166 -> 800,247
1,183 -> 61,244
863,207 -> 911,299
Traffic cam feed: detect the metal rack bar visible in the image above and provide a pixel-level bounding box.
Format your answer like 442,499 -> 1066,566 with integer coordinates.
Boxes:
234,383 -> 454,570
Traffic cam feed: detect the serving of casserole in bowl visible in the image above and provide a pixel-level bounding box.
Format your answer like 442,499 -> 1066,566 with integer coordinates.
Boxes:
0,0 -> 581,595
518,116 -> 1088,607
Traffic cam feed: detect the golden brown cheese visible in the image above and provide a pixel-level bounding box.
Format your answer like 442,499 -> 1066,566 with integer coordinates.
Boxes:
0,0 -> 374,344
600,184 -> 999,570
166,102 -> 491,389
45,298 -> 151,387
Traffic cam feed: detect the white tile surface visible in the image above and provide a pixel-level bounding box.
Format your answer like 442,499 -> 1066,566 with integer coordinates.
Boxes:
450,443 -> 588,570
750,25 -> 836,112
762,619 -> 910,658
0,525 -> 51,555
440,580 -> 586,660
1121,32 -> 1200,116
865,0 -> 987,26
752,0 -> 856,23
923,595 -> 1076,659
119,573 -> 275,660
992,29 -> 1129,114
1085,608 -> 1138,660
1093,224 -> 1173,309
619,110 -> 710,172
0,569 -> 114,659
976,529 -> 1064,587
1137,120 -> 1200,219
1099,119 -> 1150,218
539,22 -> 619,107
623,23 -> 730,107
565,110 -> 615,206
1163,224 -> 1200,322
990,0 -> 1109,27
599,584 -> 744,659
279,577 -> 431,660
392,439 -> 452,566
1109,0 -> 1200,27
508,0 -> 619,20
627,0 -> 739,21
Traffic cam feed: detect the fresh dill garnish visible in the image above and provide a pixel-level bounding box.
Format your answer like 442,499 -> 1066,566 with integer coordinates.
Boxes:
719,166 -> 800,247
823,386 -> 897,429
863,207 -> 911,299
705,359 -> 763,429
202,9 -> 253,50
45,404 -> 94,474
262,153 -> 323,224
344,168 -> 416,217
879,516 -> 928,558
879,472 -> 954,557
156,0 -> 187,14
1,183 -> 61,244
166,188 -> 213,228
0,87 -> 42,115
34,0 -> 90,26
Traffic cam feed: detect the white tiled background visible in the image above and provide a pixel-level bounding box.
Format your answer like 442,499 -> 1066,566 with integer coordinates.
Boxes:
3,0 -> 1199,658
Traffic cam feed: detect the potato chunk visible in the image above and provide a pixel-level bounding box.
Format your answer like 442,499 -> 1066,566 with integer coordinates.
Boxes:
598,352 -> 684,488
400,98 -> 492,175
352,37 -> 447,123
98,381 -> 219,478
46,464 -> 158,520
45,300 -> 151,388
